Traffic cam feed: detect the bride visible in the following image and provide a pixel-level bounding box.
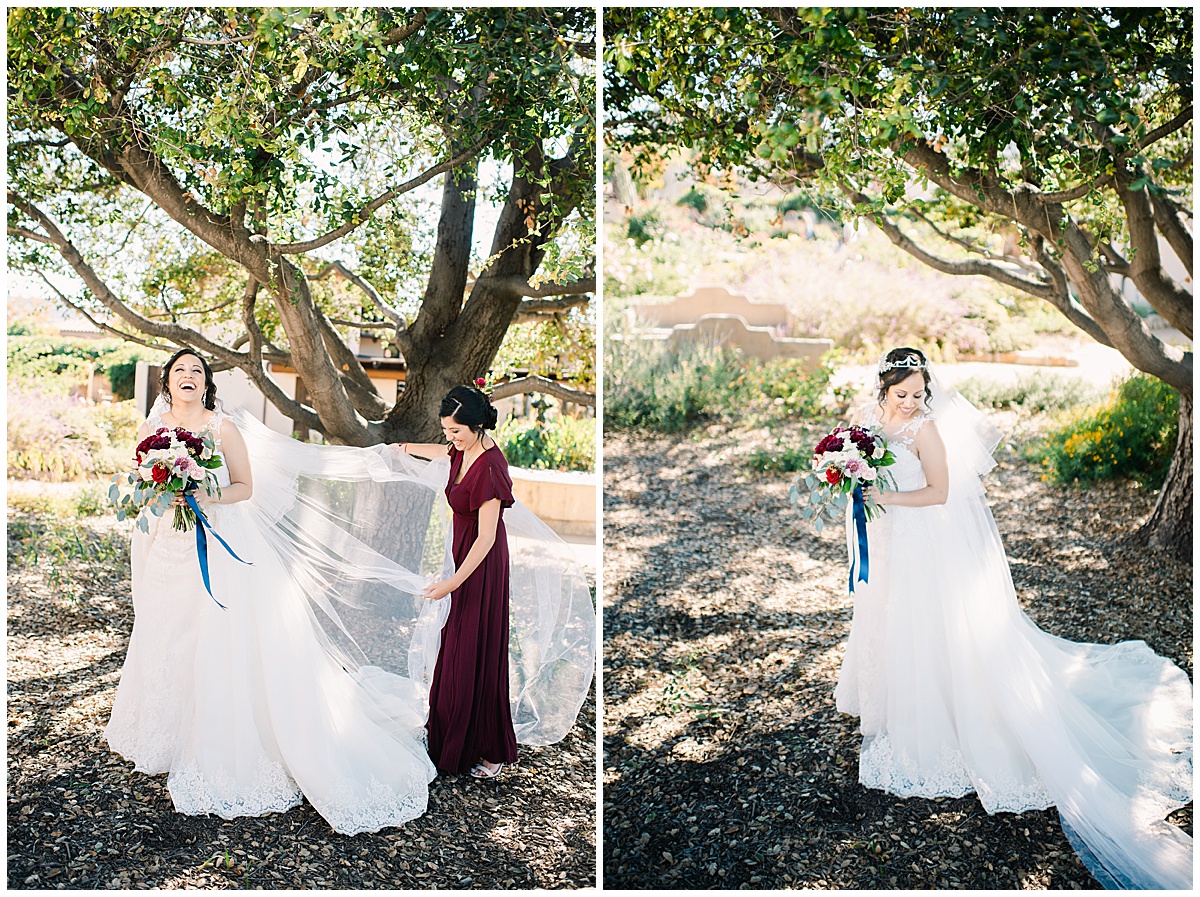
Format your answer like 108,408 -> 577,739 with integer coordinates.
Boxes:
104,348 -> 595,834
835,347 -> 1192,889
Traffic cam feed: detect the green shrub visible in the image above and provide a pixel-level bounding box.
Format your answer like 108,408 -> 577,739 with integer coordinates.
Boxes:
1028,376 -> 1179,488
734,353 -> 854,419
746,445 -> 815,473
604,339 -> 740,433
604,340 -> 849,433
956,373 -> 1102,413
497,414 -> 595,472
625,207 -> 666,246
676,187 -> 710,214
107,360 -> 139,401
6,482 -> 111,519
7,334 -> 153,396
676,184 -> 730,227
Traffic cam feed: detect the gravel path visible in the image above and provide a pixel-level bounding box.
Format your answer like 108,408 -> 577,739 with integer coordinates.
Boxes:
7,506 -> 596,890
602,421 -> 1191,890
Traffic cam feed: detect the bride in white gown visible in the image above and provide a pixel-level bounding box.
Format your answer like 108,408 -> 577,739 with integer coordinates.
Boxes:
104,349 -> 595,834
835,347 -> 1192,890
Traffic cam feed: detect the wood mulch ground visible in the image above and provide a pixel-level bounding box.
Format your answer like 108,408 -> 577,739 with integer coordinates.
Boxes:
7,504 -> 596,890
602,419 -> 1191,890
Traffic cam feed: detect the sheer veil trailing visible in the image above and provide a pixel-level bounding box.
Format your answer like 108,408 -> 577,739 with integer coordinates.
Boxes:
150,396 -> 596,748
864,366 -> 1192,889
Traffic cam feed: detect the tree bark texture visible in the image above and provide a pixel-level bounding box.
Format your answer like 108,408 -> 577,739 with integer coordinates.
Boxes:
1138,390 -> 1192,560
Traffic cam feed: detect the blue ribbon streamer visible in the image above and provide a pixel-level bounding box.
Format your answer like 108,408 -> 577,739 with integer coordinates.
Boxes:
848,484 -> 870,594
184,492 -> 252,609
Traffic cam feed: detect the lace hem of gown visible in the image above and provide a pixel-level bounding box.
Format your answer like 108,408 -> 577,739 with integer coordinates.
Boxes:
859,733 -> 1055,814
317,772 -> 432,836
169,756 -> 303,820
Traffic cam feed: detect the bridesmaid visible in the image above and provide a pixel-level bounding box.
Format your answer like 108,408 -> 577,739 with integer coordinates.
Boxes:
397,384 -> 519,778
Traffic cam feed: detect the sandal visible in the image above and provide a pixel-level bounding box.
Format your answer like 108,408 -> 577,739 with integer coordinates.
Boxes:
469,761 -> 503,778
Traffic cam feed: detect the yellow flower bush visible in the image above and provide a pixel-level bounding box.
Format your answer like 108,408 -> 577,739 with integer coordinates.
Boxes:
1030,376 -> 1179,488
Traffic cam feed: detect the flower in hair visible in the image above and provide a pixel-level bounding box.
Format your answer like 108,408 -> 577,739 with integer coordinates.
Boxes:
474,375 -> 496,397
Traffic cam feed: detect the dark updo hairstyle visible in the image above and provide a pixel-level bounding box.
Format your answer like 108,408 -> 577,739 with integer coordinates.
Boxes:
877,346 -> 932,405
160,347 -> 218,411
439,384 -> 498,434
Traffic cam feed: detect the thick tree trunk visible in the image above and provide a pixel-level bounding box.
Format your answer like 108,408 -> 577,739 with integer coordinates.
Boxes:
1138,390 -> 1192,561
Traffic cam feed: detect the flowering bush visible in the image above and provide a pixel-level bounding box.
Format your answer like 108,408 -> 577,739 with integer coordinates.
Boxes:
7,380 -> 142,481
1029,376 -> 1179,488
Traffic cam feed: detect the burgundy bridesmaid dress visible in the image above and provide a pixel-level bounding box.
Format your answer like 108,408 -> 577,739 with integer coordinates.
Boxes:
426,443 -> 520,773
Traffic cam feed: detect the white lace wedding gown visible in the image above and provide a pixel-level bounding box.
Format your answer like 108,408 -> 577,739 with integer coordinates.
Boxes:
835,409 -> 1192,889
104,406 -> 437,834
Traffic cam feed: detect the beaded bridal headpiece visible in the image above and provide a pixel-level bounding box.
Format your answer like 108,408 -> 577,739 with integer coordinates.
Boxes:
878,352 -> 927,374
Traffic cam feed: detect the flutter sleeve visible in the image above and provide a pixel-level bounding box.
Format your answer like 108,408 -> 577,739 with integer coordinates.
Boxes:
469,450 -> 515,512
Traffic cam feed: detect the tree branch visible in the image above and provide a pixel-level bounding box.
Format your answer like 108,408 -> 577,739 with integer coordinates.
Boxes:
329,318 -> 396,330
1139,105 -> 1193,150
1038,174 -> 1113,203
310,260 -> 404,328
1030,237 -> 1114,347
34,271 -> 174,352
312,304 -> 388,419
380,10 -> 427,46
235,274 -> 325,433
513,295 -> 591,324
180,33 -> 257,46
8,190 -> 243,362
476,274 -> 596,299
489,375 -> 594,407
1099,241 -> 1131,275
274,140 -> 489,254
1114,164 -> 1193,337
7,225 -> 54,245
905,207 -> 1043,274
1150,190 -> 1193,279
842,184 -> 1061,302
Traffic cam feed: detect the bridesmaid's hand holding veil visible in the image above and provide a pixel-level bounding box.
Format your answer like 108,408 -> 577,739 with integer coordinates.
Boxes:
422,579 -> 454,601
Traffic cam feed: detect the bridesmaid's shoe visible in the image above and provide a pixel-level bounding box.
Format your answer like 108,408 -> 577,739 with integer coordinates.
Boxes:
469,761 -> 504,778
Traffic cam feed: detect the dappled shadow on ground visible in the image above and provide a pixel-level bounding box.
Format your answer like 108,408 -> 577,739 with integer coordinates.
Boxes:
602,425 -> 1191,890
7,511 -> 595,890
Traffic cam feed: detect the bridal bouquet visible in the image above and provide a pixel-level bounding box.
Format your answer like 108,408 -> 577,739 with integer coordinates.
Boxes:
788,424 -> 897,533
110,427 -> 225,533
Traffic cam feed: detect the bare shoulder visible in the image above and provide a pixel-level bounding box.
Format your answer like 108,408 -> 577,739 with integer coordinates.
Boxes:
852,403 -> 883,428
913,417 -> 944,446
217,416 -> 246,445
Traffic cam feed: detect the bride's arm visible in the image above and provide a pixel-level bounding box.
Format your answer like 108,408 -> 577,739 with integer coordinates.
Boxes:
875,421 -> 949,507
206,420 -> 253,504
394,442 -> 450,460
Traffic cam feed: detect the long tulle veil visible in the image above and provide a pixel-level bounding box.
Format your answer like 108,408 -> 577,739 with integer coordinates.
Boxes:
146,396 -> 596,746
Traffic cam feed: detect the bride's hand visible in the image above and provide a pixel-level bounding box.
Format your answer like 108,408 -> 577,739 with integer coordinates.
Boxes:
422,579 -> 454,601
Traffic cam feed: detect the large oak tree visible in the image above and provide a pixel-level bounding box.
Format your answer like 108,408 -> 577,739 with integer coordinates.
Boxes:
8,7 -> 596,443
606,7 -> 1193,557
